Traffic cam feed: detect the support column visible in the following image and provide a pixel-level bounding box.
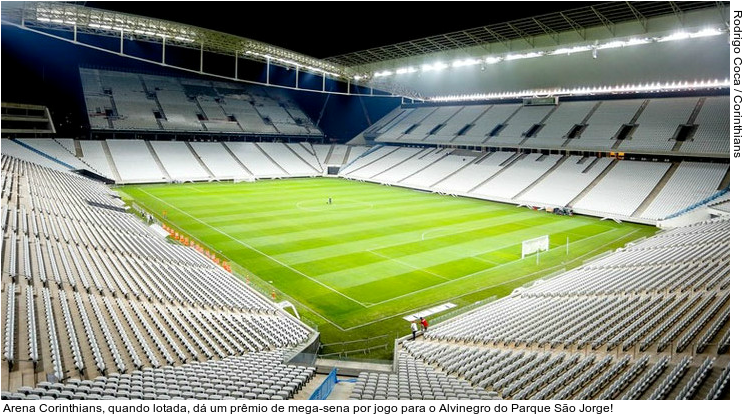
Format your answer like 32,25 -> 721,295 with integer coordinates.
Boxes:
266,57 -> 270,85
200,41 -> 204,73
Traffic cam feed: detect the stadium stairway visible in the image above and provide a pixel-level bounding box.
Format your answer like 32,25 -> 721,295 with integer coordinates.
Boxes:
566,159 -> 617,208
561,101 -> 603,148
300,143 -> 324,171
284,143 -> 322,174
340,145 -> 395,176
396,149 -> 454,184
339,144 -> 384,172
72,139 -> 84,157
342,145 -> 354,165
323,144 -> 335,165
100,141 -> 123,183
631,162 -> 680,218
185,142 -> 216,179
220,142 -> 255,177
294,374 -> 327,399
518,105 -> 559,147
512,154 -> 569,200
145,141 -> 173,182
717,168 -> 730,191
429,154 -> 482,189
254,143 -> 290,176
9,139 -> 76,170
467,153 -> 523,194
370,148 -> 434,181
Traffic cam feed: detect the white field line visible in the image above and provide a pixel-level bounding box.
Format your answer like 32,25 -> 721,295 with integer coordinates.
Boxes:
365,226 -> 625,308
343,227 -> 642,330
137,188 -> 368,308
132,192 -> 351,330
367,249 -> 447,280
471,255 -> 499,265
137,185 -> 643,331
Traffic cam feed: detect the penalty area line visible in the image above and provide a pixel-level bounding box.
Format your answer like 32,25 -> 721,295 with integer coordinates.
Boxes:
366,226 -> 622,308
367,249 -> 447,280
137,189 -> 369,309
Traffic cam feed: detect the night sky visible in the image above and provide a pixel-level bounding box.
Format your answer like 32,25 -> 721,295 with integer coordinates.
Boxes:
84,1 -> 597,58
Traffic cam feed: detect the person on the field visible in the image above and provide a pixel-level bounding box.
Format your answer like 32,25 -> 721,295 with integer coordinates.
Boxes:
419,317 -> 429,333
328,197 -> 332,205
410,321 -> 418,340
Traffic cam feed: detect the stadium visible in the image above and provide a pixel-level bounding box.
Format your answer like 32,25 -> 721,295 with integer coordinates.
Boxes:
0,1 -> 732,402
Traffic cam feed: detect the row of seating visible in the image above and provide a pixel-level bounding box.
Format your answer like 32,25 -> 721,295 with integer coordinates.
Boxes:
87,292 -> 129,373
512,353 -> 581,399
648,356 -> 692,400
501,352 -> 566,398
2,155 -> 315,397
350,351 -> 494,400
380,213 -> 728,399
3,283 -> 15,363
2,350 -> 315,400
675,357 -> 714,400
531,355 -> 597,400
73,291 -> 107,372
637,294 -> 699,352
717,330 -> 730,354
655,292 -> 718,352
41,287 -> 64,380
597,355 -> 649,400
149,304 -> 200,361
577,355 -> 631,400
366,96 -> 728,156
552,355 -> 614,400
124,302 -> 172,367
705,364 -> 730,400
621,356 -> 670,400
620,295 -> 684,352
57,291 -> 85,371
675,296 -> 729,353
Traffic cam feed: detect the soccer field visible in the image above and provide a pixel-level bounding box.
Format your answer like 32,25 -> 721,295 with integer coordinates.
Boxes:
119,178 -> 657,357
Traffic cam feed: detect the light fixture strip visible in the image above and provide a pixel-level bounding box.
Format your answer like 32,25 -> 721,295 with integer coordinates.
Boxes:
428,79 -> 729,102
371,28 -> 726,79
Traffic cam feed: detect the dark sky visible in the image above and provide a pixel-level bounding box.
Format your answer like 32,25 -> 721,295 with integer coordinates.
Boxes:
84,1 -> 597,58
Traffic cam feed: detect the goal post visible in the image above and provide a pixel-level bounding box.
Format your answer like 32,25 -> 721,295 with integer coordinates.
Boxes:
522,235 -> 549,259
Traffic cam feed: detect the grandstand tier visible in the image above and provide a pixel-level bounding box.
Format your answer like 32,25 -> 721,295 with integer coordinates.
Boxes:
1,155 -> 316,399
351,217 -> 730,401
362,95 -> 728,158
81,69 -> 322,138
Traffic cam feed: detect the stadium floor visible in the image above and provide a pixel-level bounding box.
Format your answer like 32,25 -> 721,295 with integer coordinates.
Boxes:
119,178 -> 657,358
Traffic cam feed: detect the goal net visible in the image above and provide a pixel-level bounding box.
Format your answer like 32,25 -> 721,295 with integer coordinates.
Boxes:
233,176 -> 256,183
522,235 -> 549,259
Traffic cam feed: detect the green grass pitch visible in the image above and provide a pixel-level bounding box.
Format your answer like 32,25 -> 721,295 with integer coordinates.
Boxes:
119,178 -> 657,359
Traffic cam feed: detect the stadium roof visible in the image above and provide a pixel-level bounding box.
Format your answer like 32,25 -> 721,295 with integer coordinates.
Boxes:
1,1 -> 730,97
327,1 -> 725,69
0,1 -> 349,76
